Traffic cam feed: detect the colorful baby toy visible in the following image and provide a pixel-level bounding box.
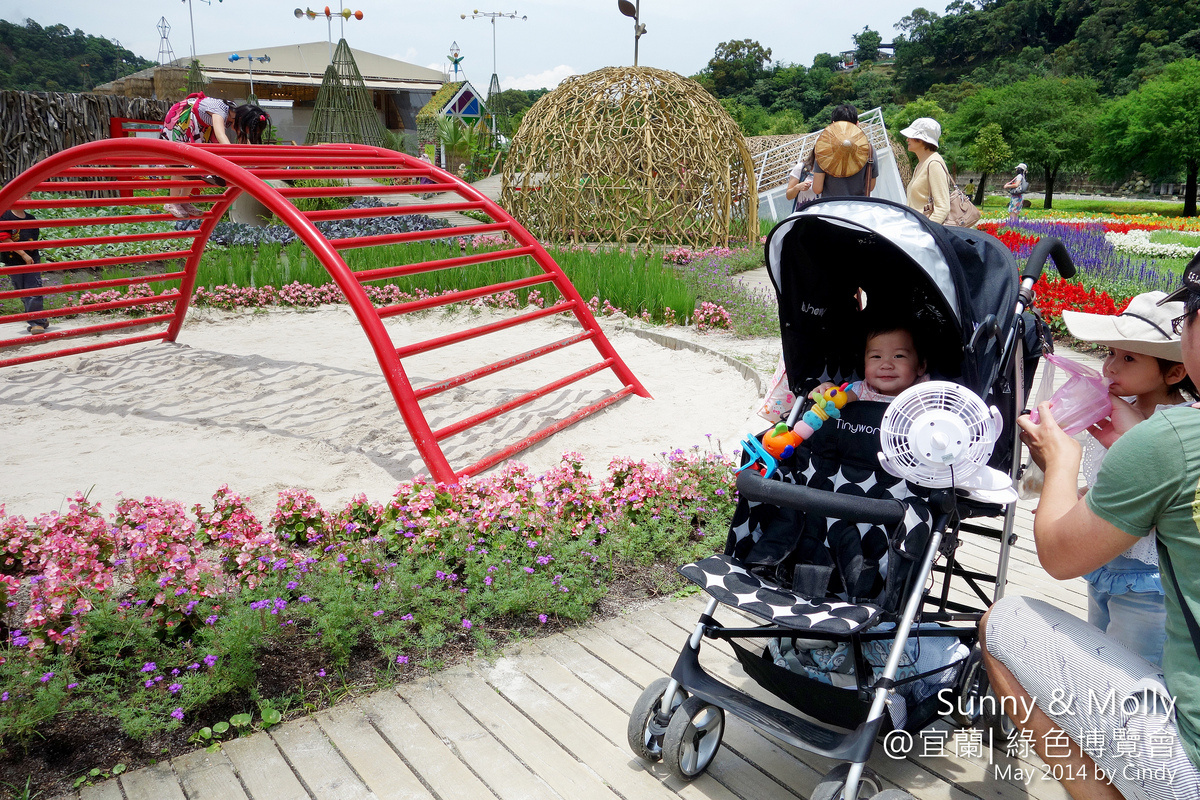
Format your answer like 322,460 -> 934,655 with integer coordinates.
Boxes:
738,384 -> 852,476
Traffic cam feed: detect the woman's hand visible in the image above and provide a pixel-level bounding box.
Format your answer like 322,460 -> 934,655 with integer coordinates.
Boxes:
1017,401 -> 1081,472
1087,394 -> 1145,448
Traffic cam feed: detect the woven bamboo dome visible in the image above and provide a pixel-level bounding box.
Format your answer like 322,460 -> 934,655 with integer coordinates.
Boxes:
500,66 -> 757,247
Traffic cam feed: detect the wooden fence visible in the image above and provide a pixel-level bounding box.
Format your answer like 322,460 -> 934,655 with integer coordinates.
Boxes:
0,91 -> 171,186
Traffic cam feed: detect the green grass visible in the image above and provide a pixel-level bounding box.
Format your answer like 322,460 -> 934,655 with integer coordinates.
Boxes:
981,195 -> 1188,216
1150,230 -> 1200,246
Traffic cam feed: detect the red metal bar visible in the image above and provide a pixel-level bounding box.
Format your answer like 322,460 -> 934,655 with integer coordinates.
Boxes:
301,200 -> 490,222
433,359 -> 616,442
0,139 -> 649,486
0,250 -> 192,275
0,230 -> 197,254
0,332 -> 167,368
353,246 -> 538,284
460,387 -> 636,478
395,302 -> 575,359
0,314 -> 172,350
376,273 -> 553,318
0,271 -> 185,300
3,291 -> 180,325
326,221 -> 511,252
413,331 -> 594,401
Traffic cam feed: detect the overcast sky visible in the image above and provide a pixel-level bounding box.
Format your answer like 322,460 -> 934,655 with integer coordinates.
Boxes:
0,0 -> 936,90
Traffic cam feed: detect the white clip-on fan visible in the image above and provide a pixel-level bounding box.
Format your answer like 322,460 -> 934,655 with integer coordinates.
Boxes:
877,380 -> 1018,504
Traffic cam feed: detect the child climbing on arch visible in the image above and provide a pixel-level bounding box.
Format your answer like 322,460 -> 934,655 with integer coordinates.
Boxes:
160,94 -> 272,219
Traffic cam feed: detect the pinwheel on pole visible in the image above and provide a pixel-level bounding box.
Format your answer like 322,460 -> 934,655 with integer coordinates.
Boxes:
227,52 -> 270,102
295,5 -> 365,63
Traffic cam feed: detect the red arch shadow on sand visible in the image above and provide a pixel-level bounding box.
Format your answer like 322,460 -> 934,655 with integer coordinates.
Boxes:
0,139 -> 650,484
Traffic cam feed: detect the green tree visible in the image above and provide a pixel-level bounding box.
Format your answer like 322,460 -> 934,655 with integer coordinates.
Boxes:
701,39 -> 772,97
969,123 -> 1012,205
956,77 -> 1100,209
1093,59 -> 1200,216
853,27 -> 883,64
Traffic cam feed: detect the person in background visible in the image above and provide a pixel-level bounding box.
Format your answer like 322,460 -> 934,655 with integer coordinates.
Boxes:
811,104 -> 877,198
785,149 -> 818,210
0,196 -> 48,335
901,117 -> 950,224
161,98 -> 272,219
1004,163 -> 1029,224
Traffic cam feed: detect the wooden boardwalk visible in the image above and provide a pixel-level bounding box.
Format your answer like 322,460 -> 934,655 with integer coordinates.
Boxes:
53,352 -> 1100,800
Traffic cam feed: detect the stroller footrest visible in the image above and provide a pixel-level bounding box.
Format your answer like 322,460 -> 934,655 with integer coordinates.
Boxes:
671,641 -> 881,763
679,555 -> 882,634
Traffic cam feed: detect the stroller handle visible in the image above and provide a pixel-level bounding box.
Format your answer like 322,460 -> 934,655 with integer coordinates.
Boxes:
1022,236 -> 1076,282
737,470 -> 906,526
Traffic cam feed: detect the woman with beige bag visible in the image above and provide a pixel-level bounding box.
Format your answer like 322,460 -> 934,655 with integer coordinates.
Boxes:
901,117 -> 951,224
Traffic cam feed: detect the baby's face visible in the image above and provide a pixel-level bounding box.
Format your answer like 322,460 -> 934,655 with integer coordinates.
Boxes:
864,330 -> 924,395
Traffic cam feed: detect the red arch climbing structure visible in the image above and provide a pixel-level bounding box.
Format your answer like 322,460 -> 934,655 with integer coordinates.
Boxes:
0,139 -> 650,484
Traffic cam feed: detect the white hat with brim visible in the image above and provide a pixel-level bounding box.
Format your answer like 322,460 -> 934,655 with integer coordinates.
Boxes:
1061,291 -> 1184,361
899,117 -> 941,148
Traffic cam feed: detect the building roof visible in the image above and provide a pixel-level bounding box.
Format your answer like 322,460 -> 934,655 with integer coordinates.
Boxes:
95,41 -> 446,93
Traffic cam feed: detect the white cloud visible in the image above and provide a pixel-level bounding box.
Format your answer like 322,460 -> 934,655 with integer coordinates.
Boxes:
501,64 -> 576,91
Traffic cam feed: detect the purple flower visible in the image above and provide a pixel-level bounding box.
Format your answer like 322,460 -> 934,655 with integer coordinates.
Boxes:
401,613 -> 414,621
372,610 -> 384,617
205,615 -> 218,625
0,692 -> 7,702
396,655 -> 409,665
144,679 -> 155,688
538,614 -> 548,624
141,662 -> 157,673
169,683 -> 183,694
318,669 -> 326,677
171,708 -> 184,721
286,581 -> 299,590
67,683 -> 78,689
40,672 -> 54,683
203,654 -> 218,668
523,566 -> 535,574
187,662 -> 200,670
462,619 -> 472,629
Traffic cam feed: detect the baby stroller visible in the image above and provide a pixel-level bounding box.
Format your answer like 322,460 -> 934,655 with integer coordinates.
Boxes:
627,197 -> 1076,799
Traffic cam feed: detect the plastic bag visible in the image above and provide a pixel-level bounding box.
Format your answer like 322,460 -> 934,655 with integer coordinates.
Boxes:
757,356 -> 797,423
1018,354 -> 1062,499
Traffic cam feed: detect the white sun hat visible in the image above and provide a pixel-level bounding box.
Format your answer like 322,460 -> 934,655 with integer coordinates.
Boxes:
1062,291 -> 1184,361
899,117 -> 941,148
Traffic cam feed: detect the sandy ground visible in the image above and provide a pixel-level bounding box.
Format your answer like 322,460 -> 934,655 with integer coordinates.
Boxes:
0,304 -> 778,520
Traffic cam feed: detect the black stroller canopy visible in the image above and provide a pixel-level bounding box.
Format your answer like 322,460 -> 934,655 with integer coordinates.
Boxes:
765,198 -> 1020,396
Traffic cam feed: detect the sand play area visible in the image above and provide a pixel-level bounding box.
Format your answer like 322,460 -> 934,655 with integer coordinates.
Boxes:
0,305 -> 775,519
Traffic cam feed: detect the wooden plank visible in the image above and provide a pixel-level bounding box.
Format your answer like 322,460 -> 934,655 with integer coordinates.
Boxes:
537,631 -> 822,798
119,761 -> 185,800
316,701 -> 434,800
476,654 -> 685,800
359,690 -> 500,800
396,677 -> 561,800
173,748 -> 249,800
434,663 -> 620,800
221,731 -> 309,800
270,716 -> 373,800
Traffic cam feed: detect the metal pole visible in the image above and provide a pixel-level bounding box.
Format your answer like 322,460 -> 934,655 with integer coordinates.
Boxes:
327,16 -> 333,63
187,0 -> 197,59
492,15 -> 497,77
633,0 -> 639,67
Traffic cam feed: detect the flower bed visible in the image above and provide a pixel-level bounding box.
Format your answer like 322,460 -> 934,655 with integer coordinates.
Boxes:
0,449 -> 734,753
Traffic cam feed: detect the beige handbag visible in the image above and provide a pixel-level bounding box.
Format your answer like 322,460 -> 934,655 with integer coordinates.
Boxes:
923,161 -> 980,228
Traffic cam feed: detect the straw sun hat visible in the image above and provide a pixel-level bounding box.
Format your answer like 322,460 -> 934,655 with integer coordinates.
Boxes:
814,121 -> 871,178
1061,291 -> 1185,361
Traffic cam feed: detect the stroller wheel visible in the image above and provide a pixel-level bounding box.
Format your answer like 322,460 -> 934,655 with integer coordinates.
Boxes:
811,763 -> 883,800
981,685 -> 1018,750
950,646 -> 987,727
663,696 -> 724,781
627,677 -> 687,762
868,791 -> 917,800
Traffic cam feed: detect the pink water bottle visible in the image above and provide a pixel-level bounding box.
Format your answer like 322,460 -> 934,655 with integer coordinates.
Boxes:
1030,353 -> 1112,435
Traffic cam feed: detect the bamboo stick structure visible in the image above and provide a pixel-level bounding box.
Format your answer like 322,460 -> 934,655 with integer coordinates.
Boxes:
500,67 -> 757,247
305,38 -> 387,147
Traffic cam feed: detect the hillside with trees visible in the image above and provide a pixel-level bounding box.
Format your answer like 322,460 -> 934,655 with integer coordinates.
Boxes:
691,0 -> 1200,213
0,18 -> 154,92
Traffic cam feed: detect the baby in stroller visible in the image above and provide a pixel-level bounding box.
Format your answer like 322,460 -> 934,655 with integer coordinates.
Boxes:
628,197 -> 1076,800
